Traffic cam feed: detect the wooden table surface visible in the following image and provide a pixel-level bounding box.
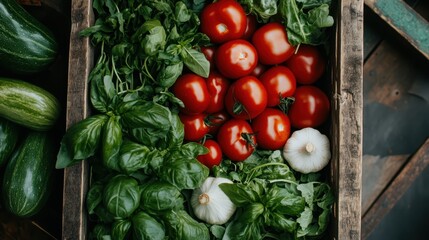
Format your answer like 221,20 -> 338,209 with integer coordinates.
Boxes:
362,0 -> 429,238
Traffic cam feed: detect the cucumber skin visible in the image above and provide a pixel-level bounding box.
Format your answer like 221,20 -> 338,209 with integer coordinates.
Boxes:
0,117 -> 20,166
0,77 -> 61,131
2,131 -> 55,217
0,0 -> 58,73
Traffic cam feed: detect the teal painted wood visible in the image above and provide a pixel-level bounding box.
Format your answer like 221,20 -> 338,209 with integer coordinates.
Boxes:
367,0 -> 429,60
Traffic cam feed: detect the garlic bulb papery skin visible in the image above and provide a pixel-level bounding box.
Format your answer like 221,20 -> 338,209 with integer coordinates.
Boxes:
191,177 -> 237,225
282,127 -> 331,174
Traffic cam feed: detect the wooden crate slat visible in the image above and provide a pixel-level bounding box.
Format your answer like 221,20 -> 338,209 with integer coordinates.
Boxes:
361,154 -> 409,214
331,1 -> 364,239
62,0 -> 94,239
365,0 -> 429,61
361,138 -> 429,239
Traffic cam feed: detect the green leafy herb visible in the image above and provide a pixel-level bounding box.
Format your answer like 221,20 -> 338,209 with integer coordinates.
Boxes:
239,0 -> 279,22
217,150 -> 334,239
279,0 -> 334,46
103,175 -> 141,219
132,212 -> 166,240
56,114 -> 108,168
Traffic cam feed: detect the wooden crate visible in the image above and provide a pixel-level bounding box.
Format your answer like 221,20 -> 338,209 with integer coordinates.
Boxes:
63,0 -> 364,239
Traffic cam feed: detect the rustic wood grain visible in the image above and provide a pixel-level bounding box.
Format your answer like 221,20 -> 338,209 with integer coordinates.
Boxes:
330,1 -> 364,239
361,138 -> 429,239
361,154 -> 409,214
365,0 -> 429,61
62,0 -> 93,239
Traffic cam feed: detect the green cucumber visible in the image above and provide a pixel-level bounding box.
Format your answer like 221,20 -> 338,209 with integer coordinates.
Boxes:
0,117 -> 20,165
0,77 -> 61,131
2,131 -> 55,217
0,0 -> 58,73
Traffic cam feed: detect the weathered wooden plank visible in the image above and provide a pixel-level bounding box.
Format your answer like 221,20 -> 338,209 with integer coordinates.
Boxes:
365,0 -> 429,60
361,138 -> 429,239
361,154 -> 409,214
62,0 -> 93,239
330,1 -> 364,239
363,0 -> 420,60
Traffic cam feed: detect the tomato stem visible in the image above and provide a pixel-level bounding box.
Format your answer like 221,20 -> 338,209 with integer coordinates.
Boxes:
279,96 -> 295,114
241,132 -> 257,149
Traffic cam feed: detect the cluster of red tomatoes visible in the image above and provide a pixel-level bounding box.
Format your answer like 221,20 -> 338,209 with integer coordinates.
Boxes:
172,0 -> 330,168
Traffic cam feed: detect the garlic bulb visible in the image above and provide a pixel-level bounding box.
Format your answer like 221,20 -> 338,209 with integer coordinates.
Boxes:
191,177 -> 236,225
282,127 -> 331,174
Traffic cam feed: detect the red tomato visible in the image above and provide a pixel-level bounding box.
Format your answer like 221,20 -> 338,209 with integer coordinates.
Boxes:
224,76 -> 267,120
215,39 -> 258,79
285,45 -> 326,84
201,46 -> 217,70
200,0 -> 247,43
252,22 -> 295,65
197,140 -> 223,169
179,113 -> 210,141
288,86 -> 330,129
259,66 -> 296,107
250,63 -> 267,78
242,14 -> 257,40
207,111 -> 230,136
172,73 -> 210,114
251,108 -> 291,150
205,72 -> 230,113
217,119 -> 256,161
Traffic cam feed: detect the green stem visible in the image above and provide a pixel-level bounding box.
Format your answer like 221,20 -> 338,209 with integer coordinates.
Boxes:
268,179 -> 298,185
142,57 -> 156,83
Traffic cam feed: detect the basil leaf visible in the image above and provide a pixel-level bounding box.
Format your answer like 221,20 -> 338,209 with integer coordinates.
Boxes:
265,186 -> 306,216
140,182 -> 184,213
166,113 -> 184,148
239,203 -> 264,223
89,224 -> 112,240
223,220 -> 262,240
132,211 -> 165,240
159,158 -> 209,190
93,204 -> 116,223
103,175 -> 141,219
164,210 -> 210,240
219,183 -> 257,207
175,1 -> 192,23
210,225 -> 225,239
129,127 -> 168,147
157,62 -> 183,88
89,62 -> 115,113
87,182 -> 104,215
177,141 -> 208,159
183,0 -> 206,13
118,139 -> 152,174
101,115 -> 123,171
56,114 -> 108,169
121,102 -> 171,133
266,212 -> 297,233
112,219 -> 131,240
181,46 -> 210,78
141,20 -> 166,56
